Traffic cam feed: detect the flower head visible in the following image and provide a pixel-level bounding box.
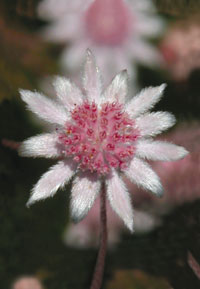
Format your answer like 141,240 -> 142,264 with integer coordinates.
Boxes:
38,0 -> 164,84
12,276 -> 43,289
19,50 -> 188,232
161,20 -> 200,80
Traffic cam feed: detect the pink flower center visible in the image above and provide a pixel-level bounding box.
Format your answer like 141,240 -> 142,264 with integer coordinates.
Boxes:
85,0 -> 132,46
58,101 -> 139,175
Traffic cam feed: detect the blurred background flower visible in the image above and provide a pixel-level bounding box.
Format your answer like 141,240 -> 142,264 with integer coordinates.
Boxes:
64,197 -> 160,248
38,0 -> 164,90
161,16 -> 200,81
1,1 -> 200,289
12,276 -> 44,289
126,122 -> 200,222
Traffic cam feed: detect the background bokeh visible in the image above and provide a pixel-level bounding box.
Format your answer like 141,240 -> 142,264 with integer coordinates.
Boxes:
1,1 -> 200,288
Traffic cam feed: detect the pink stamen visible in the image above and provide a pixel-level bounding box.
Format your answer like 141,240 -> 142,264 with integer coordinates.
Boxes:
100,131 -> 107,140
58,101 -> 139,175
106,143 -> 115,151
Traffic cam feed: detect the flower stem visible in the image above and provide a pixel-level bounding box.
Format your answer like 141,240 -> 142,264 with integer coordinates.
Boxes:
90,182 -> 107,289
2,139 -> 20,150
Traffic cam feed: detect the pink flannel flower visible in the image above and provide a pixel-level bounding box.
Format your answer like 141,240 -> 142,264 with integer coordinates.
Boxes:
161,21 -> 200,81
38,0 -> 164,84
19,50 -> 187,232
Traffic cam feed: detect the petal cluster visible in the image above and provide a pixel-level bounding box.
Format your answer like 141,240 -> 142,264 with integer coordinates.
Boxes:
38,0 -> 164,83
19,50 -> 188,232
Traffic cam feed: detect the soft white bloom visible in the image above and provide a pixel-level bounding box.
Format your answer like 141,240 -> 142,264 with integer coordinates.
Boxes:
19,50 -> 188,232
12,276 -> 43,289
38,0 -> 164,85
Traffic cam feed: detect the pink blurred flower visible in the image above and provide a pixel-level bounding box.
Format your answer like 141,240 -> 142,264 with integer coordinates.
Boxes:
161,20 -> 200,80
38,0 -> 164,85
19,50 -> 187,233
153,123 -> 200,206
64,197 -> 160,248
12,277 -> 43,289
127,123 -> 200,210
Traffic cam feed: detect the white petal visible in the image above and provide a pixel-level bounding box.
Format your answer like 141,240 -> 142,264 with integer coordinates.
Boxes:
41,17 -> 81,42
131,40 -> 162,66
137,16 -> 165,37
38,0 -> 76,20
136,139 -> 189,161
38,0 -> 68,20
19,133 -> 60,158
124,157 -> 163,196
134,210 -> 161,234
64,223 -> 92,248
130,0 -> 155,12
135,112 -> 176,137
126,84 -> 166,118
82,49 -> 102,103
102,70 -> 128,104
38,0 -> 89,20
53,76 -> 83,110
27,160 -> 76,206
61,42 -> 89,71
70,172 -> 101,222
19,89 -> 68,125
106,170 -> 134,232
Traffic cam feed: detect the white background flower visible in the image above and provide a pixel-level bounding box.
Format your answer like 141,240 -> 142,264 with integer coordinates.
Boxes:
38,0 -> 164,86
12,276 -> 43,289
19,50 -> 187,232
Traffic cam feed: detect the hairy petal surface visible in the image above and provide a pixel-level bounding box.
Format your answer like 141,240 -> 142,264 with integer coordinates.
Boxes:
19,133 -> 60,158
124,157 -> 163,196
70,172 -> 101,222
135,112 -> 176,137
27,160 -> 76,206
106,170 -> 134,232
53,76 -> 83,110
136,139 -> 188,161
19,89 -> 68,125
82,49 -> 102,103
102,70 -> 128,104
126,84 -> 166,118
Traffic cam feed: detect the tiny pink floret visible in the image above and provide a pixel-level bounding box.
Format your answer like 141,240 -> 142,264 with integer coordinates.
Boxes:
58,101 -> 139,174
85,0 -> 132,46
